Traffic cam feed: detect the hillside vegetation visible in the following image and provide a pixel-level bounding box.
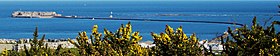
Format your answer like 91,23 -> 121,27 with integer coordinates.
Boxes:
1,17 -> 280,56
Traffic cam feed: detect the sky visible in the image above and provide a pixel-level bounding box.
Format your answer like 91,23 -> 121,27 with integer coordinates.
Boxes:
0,0 -> 279,1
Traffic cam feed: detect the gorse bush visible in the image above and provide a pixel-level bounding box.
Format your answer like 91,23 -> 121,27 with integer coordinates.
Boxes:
150,25 -> 202,55
219,17 -> 280,56
68,22 -> 149,56
1,17 -> 280,56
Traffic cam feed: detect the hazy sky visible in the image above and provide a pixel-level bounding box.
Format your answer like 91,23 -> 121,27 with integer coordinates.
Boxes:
0,0 -> 279,1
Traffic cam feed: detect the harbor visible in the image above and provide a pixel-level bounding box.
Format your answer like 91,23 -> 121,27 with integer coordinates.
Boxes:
12,11 -> 244,26
1,1 -> 279,55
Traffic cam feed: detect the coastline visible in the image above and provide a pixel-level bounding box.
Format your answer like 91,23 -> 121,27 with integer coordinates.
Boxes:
0,38 -> 224,52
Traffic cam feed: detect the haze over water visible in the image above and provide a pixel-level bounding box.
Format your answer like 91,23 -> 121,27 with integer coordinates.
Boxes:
0,1 -> 279,41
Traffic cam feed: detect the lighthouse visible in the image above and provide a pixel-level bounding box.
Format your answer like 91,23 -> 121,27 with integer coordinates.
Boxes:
109,11 -> 113,18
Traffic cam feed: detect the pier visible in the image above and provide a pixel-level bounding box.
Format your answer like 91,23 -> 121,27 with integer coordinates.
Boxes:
58,16 -> 244,26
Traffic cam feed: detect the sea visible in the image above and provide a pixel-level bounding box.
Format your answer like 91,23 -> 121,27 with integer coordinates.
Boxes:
0,1 -> 279,41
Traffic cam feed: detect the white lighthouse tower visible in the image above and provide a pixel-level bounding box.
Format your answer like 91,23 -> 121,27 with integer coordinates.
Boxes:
109,11 -> 113,18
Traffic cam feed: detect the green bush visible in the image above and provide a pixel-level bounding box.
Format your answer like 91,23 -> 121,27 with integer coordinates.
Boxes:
68,22 -> 148,56
150,25 -> 202,55
1,27 -> 75,56
219,17 -> 280,56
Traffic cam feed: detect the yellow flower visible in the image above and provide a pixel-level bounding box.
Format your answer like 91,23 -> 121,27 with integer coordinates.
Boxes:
182,34 -> 188,42
176,26 -> 183,33
123,28 -> 127,34
45,53 -> 48,56
164,34 -> 171,41
118,28 -> 123,33
104,29 -> 110,35
133,32 -> 139,36
1,48 -> 7,56
165,25 -> 174,34
126,22 -> 132,33
190,33 -> 198,43
125,34 -> 130,39
81,32 -> 89,41
259,49 -> 264,55
108,44 -> 111,47
139,36 -> 142,41
95,35 -> 100,41
272,38 -> 278,42
268,54 -> 273,56
68,38 -> 75,44
272,45 -> 275,49
92,25 -> 98,34
179,44 -> 183,47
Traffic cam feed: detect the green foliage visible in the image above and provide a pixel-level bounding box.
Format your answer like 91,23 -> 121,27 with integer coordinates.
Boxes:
68,22 -> 148,56
220,16 -> 280,56
150,25 -> 203,55
0,27 -> 75,56
24,26 -> 49,56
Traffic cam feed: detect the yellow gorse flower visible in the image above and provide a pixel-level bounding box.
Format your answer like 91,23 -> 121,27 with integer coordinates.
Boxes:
259,49 -> 264,55
1,48 -> 8,56
92,25 -> 98,34
68,38 -> 75,44
190,33 -> 198,43
81,32 -> 88,41
176,26 -> 183,33
182,34 -> 188,42
67,22 -> 147,56
164,33 -> 171,41
165,25 -> 174,34
132,32 -> 142,42
151,25 -> 202,55
272,38 -> 278,42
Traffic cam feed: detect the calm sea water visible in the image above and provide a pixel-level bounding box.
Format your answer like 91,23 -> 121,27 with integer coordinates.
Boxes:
0,1 -> 279,41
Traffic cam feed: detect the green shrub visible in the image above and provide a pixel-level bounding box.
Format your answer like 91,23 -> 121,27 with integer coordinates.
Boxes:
220,17 -> 280,56
150,25 -> 203,55
1,27 -> 75,56
68,22 -> 148,56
